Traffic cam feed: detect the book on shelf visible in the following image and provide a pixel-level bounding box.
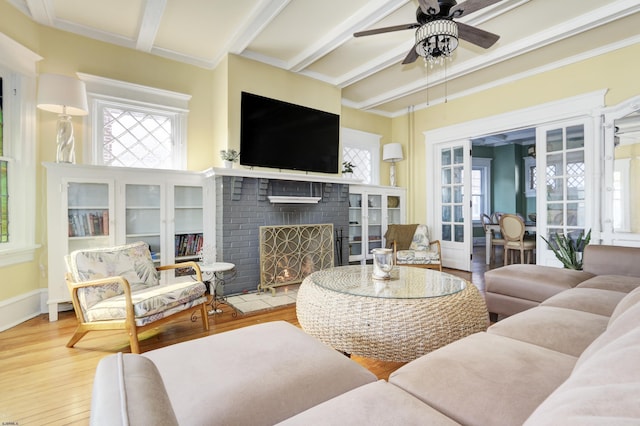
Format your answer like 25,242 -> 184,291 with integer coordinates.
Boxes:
174,233 -> 203,257
68,211 -> 109,237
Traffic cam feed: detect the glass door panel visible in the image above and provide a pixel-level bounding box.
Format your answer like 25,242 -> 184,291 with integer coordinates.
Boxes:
125,184 -> 162,262
67,181 -> 113,252
348,193 -> 363,259
174,185 -> 203,262
367,194 -> 382,252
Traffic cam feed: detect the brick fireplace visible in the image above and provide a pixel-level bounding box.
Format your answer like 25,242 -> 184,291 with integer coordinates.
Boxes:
214,174 -> 350,295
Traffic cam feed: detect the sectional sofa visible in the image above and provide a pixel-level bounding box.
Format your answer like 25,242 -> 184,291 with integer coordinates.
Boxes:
90,245 -> 640,425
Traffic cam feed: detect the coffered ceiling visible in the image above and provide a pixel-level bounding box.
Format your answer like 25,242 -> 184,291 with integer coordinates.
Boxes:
8,0 -> 640,117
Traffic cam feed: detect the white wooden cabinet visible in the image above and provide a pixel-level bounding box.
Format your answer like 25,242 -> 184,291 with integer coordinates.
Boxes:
348,185 -> 406,263
44,163 -> 213,320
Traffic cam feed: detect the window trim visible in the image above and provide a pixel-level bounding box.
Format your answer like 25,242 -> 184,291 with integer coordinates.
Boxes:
341,127 -> 381,185
0,34 -> 40,266
78,73 -> 191,169
471,157 -> 491,223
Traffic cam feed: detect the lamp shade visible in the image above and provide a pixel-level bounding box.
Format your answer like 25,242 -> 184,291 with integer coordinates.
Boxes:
37,74 -> 89,116
383,143 -> 404,162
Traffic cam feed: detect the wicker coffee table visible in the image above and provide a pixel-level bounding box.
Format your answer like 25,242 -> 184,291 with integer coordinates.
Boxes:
296,265 -> 489,362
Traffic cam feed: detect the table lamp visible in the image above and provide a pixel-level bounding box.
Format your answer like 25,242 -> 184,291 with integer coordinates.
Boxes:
37,74 -> 89,163
382,143 -> 404,186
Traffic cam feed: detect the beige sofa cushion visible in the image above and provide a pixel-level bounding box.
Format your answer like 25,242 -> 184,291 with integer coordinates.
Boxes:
524,325 -> 640,425
488,306 -> 608,357
277,380 -> 460,426
143,321 -> 377,426
540,287 -> 627,317
389,332 -> 576,426
576,286 -> 640,369
576,275 -> 640,294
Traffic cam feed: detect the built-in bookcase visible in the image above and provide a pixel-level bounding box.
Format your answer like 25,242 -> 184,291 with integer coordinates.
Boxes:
45,163 -> 213,320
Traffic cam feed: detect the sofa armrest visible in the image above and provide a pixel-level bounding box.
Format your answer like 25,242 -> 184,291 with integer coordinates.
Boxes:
65,274 -> 136,323
91,353 -> 178,426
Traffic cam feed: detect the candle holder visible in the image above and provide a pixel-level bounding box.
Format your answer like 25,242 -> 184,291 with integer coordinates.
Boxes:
371,248 -> 394,280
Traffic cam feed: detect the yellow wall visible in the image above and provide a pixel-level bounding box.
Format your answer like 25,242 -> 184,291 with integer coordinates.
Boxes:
394,43 -> 640,222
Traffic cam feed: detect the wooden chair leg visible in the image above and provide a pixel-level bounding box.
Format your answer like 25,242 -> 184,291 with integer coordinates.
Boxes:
66,327 -> 89,348
200,302 -> 210,331
520,248 -> 525,264
127,322 -> 141,354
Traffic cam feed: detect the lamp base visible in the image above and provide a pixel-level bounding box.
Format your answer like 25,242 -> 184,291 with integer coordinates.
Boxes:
56,114 -> 76,163
389,162 -> 397,187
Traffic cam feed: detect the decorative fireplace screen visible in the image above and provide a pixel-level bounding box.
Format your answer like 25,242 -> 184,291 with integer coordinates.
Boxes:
259,224 -> 334,295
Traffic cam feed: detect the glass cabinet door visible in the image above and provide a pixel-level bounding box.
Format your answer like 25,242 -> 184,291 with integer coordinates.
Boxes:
367,194 -> 383,252
67,181 -> 113,252
125,184 -> 162,262
348,193 -> 363,258
173,185 -> 204,262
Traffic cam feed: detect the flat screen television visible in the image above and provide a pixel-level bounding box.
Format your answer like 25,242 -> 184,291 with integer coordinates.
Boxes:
240,92 -> 340,174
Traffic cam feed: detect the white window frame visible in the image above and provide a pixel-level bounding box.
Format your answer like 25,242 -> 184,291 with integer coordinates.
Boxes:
78,73 -> 191,169
613,158 -> 631,232
0,33 -> 40,266
471,157 -> 491,223
341,127 -> 381,185
523,156 -> 536,198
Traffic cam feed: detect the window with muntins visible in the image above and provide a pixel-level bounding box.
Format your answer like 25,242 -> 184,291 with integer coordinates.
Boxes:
80,74 -> 190,170
99,102 -> 176,168
341,128 -> 381,185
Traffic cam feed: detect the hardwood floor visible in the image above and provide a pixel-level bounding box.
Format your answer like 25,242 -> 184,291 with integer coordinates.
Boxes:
0,253 -> 489,425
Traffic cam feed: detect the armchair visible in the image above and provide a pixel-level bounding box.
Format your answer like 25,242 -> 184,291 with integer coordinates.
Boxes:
385,224 -> 442,271
64,241 -> 209,353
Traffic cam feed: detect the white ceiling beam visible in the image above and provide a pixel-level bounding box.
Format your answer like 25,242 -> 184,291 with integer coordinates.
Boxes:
288,0 -> 409,72
136,0 -> 167,52
228,0 -> 291,55
24,0 -> 55,25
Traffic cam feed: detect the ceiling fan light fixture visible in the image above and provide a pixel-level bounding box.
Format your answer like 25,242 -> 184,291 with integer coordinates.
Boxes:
415,19 -> 458,66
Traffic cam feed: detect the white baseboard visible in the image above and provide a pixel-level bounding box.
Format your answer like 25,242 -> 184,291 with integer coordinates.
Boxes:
0,289 -> 46,332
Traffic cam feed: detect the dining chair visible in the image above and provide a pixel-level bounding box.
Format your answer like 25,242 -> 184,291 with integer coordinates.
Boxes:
500,214 -> 536,265
481,213 -> 505,264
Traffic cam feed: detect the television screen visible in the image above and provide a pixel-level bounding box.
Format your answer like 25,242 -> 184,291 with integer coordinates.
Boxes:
240,92 -> 340,174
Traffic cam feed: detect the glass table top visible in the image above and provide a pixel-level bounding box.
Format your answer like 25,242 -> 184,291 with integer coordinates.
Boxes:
308,265 -> 467,299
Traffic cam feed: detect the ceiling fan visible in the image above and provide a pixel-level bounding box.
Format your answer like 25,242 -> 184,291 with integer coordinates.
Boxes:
354,0 -> 502,65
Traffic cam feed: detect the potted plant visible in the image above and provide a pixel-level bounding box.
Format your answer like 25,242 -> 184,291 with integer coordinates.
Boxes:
220,149 -> 240,168
541,229 -> 591,270
342,161 -> 355,178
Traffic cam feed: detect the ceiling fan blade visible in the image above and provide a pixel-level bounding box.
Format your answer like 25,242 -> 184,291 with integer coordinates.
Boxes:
354,23 -> 419,37
418,0 -> 440,15
401,46 -> 419,65
449,0 -> 502,18
456,22 -> 500,48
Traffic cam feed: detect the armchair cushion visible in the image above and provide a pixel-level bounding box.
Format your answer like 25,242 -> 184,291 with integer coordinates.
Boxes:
397,249 -> 440,265
409,225 -> 430,251
85,280 -> 208,326
68,242 -> 160,313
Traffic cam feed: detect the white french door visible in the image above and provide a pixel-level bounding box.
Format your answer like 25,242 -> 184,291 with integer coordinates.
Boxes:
435,140 -> 472,271
535,118 -> 594,266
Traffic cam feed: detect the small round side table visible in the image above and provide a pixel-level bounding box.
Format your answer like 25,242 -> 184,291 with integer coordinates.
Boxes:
198,262 -> 235,315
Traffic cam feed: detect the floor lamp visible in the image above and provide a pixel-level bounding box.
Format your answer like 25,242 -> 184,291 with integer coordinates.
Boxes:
383,143 -> 404,187
37,74 -> 89,163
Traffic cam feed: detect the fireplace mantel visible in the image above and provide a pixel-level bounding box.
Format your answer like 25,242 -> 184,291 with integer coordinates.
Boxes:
205,166 -> 360,185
